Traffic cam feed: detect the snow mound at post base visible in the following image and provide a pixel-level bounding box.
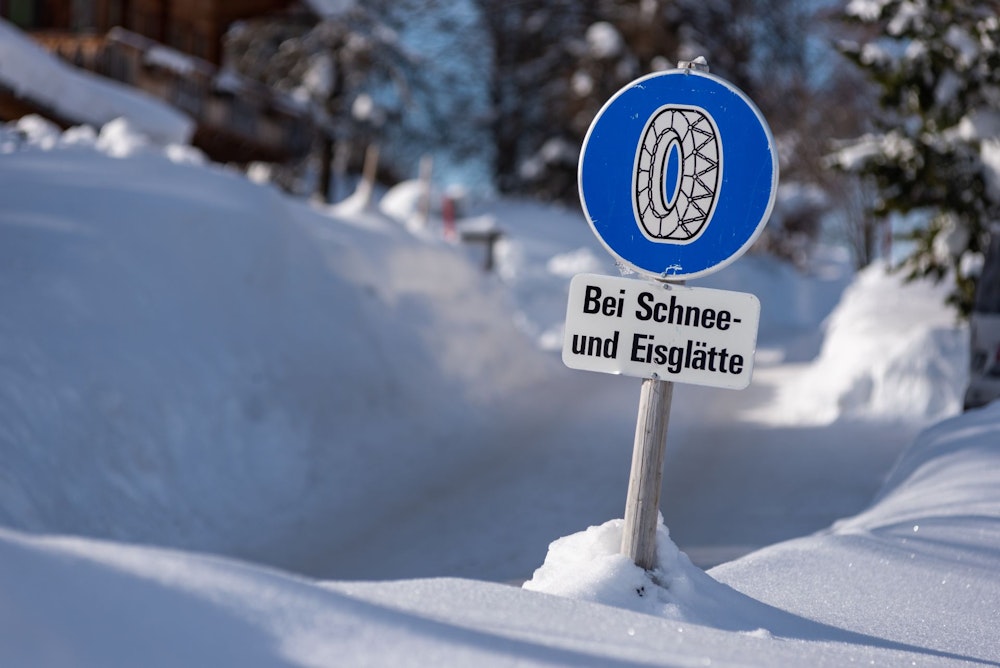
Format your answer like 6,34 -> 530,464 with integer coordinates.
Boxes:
523,516 -> 816,634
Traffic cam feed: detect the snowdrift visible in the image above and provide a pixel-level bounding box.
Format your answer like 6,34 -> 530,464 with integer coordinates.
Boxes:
2,400 -> 997,666
766,264 -> 967,424
0,117 -> 554,571
711,401 -> 1000,664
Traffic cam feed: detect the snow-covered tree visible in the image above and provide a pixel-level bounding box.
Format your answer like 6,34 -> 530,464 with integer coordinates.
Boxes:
832,0 -> 1000,315
476,0 -> 686,199
474,0 -> 587,198
374,1 -> 494,193
478,0 -> 829,231
226,0 -> 492,201
226,2 -> 412,200
667,0 -> 843,267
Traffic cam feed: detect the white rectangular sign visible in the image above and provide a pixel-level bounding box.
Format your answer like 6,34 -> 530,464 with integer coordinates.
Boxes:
562,273 -> 761,389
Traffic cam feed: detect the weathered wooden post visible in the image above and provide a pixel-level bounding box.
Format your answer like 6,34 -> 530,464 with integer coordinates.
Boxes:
621,375 -> 674,569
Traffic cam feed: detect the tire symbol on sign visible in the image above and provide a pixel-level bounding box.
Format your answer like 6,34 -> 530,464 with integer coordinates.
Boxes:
632,104 -> 722,244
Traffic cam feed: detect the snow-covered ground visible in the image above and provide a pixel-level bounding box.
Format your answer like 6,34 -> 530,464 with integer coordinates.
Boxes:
1,113 -> 996,667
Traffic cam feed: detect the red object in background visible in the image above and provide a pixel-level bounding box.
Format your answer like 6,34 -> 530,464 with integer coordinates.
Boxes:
442,195 -> 456,240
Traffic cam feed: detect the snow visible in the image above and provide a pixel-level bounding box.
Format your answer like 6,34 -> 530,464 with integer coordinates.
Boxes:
935,70 -> 963,107
982,139 -> 1000,203
0,19 -> 192,146
144,44 -> 203,76
301,53 -> 335,100
571,70 -> 595,97
303,0 -> 358,19
585,22 -> 624,60
887,1 -> 924,36
523,516 -> 781,629
846,0 -> 892,22
713,402 -> 1000,664
1,49 -> 998,668
762,263 -> 967,424
0,121 -> 549,570
7,525 -> 978,668
351,93 -> 383,124
944,25 -> 980,67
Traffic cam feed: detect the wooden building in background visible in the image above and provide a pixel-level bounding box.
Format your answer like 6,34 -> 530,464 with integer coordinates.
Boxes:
2,0 -> 296,64
0,0 -> 314,164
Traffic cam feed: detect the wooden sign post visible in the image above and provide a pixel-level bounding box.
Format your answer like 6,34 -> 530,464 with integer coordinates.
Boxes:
621,376 -> 674,570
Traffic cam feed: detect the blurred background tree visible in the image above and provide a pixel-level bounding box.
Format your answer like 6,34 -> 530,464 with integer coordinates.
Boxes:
832,0 -> 1000,316
223,0 -> 931,274
471,0 -> 874,268
226,0 -> 491,202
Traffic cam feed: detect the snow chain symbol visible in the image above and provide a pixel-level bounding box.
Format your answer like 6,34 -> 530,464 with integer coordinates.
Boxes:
632,104 -> 722,244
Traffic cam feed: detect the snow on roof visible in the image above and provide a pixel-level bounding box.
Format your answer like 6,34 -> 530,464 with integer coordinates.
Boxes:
144,44 -> 212,78
0,19 -> 193,145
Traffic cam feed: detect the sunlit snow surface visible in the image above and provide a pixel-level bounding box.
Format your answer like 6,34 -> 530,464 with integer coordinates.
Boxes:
0,116 -> 996,666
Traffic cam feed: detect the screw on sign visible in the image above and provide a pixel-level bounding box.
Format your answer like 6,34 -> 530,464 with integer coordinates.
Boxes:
568,59 -> 778,571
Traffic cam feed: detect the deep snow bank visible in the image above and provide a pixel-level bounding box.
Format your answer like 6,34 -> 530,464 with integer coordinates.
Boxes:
2,400 -> 998,666
765,264 -> 967,424
711,401 -> 1000,664
521,401 -> 1000,664
0,118 -> 554,569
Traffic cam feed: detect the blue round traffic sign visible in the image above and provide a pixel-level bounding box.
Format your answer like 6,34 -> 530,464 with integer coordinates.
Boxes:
579,69 -> 778,280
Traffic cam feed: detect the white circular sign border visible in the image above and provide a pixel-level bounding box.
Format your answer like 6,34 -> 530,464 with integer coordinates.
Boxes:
579,69 -> 779,281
